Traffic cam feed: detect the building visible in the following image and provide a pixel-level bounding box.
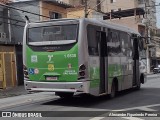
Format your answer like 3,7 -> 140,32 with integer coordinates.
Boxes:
0,0 -> 17,89
66,0 -> 159,72
101,0 -> 156,34
101,0 -> 158,72
63,0 -> 98,10
0,0 -> 72,89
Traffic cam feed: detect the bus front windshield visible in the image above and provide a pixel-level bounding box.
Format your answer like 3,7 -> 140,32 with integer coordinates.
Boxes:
28,24 -> 78,46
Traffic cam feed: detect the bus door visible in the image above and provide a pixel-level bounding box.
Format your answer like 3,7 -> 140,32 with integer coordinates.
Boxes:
132,36 -> 140,86
97,31 -> 108,94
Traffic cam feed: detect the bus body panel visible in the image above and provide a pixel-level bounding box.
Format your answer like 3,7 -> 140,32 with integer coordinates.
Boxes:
23,18 -> 146,97
26,44 -> 78,82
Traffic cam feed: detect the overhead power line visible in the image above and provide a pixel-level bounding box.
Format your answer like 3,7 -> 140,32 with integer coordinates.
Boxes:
0,16 -> 25,23
8,0 -> 81,18
1,21 -> 24,27
0,3 -> 51,19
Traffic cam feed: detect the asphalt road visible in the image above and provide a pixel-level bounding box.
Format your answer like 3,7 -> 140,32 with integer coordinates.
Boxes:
0,74 -> 160,120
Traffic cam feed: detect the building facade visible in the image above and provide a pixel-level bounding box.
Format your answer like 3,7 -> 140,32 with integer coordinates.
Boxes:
1,0 -> 72,88
0,0 -> 17,89
63,0 -> 98,10
101,0 -> 158,72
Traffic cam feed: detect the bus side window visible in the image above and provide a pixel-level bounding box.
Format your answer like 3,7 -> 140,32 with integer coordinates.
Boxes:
87,25 -> 101,56
128,35 -> 133,58
120,32 -> 129,56
108,30 -> 120,56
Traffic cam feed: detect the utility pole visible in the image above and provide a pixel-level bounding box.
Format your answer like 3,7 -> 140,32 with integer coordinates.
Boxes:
145,2 -> 150,74
84,0 -> 88,18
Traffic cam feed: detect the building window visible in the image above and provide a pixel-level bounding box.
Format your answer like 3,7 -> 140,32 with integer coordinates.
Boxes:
110,0 -> 116,3
49,11 -> 62,19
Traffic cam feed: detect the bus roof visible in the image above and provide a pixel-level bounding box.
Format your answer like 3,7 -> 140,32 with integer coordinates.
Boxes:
27,18 -> 140,36
82,18 -> 140,35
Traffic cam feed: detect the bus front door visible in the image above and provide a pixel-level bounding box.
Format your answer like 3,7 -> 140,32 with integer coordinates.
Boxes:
97,31 -> 108,94
133,37 -> 140,86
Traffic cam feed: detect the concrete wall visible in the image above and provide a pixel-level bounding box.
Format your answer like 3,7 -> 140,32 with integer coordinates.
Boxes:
67,8 -> 98,19
67,7 -> 84,18
63,0 -> 98,10
40,1 -> 67,21
108,16 -> 139,32
9,1 -> 40,44
0,7 -> 10,43
101,0 -> 137,12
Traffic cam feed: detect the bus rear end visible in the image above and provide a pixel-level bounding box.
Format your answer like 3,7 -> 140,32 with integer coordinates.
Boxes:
23,19 -> 87,97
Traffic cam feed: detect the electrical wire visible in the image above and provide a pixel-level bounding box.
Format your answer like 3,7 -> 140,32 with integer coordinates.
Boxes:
0,3 -> 51,19
2,21 -> 24,27
8,0 -> 81,18
0,15 -> 25,23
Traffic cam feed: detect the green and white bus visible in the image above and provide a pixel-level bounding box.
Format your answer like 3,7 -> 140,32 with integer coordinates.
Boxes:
23,18 -> 146,98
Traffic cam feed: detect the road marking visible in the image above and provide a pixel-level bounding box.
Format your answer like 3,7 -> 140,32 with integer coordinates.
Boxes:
138,107 -> 157,111
112,103 -> 160,111
89,117 -> 105,120
121,117 -> 144,120
89,104 -> 160,120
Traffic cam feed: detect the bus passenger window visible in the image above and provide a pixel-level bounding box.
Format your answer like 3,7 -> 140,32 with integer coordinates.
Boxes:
120,32 -> 129,56
108,30 -> 120,56
87,25 -> 101,56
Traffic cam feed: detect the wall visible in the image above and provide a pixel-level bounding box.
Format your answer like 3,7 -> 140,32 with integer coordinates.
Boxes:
9,1 -> 40,44
0,7 -> 10,44
40,1 -> 67,21
67,8 -> 96,19
108,16 -> 139,32
102,0 -> 137,12
67,7 -> 84,18
63,0 -> 97,10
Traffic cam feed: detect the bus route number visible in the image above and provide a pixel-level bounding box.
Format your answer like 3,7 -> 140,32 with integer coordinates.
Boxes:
64,54 -> 76,58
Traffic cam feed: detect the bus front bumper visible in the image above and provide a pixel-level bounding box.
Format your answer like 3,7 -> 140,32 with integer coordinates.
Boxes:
24,80 -> 89,94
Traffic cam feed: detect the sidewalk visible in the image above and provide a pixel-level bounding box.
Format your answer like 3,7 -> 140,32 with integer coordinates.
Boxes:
0,86 -> 27,99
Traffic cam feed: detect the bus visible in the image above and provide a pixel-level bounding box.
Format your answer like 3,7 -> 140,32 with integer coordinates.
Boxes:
23,18 -> 146,98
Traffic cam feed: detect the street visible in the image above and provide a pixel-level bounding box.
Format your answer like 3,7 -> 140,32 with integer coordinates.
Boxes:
0,74 -> 160,120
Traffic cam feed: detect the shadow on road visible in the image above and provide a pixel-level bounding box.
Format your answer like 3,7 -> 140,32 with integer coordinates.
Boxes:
42,87 -> 160,110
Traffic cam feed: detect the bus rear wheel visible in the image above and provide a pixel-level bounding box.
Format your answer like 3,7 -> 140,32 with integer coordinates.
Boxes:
55,92 -> 73,98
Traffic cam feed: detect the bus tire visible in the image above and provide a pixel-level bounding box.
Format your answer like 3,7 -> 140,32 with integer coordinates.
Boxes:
55,92 -> 73,98
109,81 -> 116,98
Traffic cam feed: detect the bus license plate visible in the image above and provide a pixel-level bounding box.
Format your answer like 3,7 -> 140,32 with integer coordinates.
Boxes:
46,77 -> 57,81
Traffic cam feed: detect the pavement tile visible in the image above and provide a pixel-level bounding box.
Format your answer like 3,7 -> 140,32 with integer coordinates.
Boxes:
0,86 -> 27,99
